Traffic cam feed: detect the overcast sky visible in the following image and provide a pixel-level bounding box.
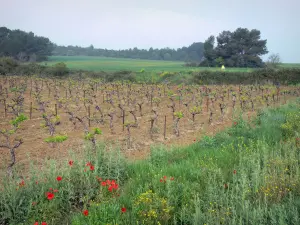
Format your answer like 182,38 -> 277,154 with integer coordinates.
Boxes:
1,0 -> 299,62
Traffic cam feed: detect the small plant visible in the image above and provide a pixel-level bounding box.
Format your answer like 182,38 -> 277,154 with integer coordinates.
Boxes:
44,134 -> 68,150
189,106 -> 202,122
0,114 -> 27,177
174,111 -> 184,137
84,128 -> 103,149
124,121 -> 136,148
150,108 -> 158,138
133,190 -> 173,224
152,97 -> 161,107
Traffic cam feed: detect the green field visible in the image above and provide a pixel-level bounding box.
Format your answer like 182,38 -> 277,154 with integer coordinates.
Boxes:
46,56 -> 255,72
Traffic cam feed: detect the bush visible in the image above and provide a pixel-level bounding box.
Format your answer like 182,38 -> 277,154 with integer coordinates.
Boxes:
51,62 -> 69,76
105,70 -> 136,82
192,68 -> 300,85
0,57 -> 19,74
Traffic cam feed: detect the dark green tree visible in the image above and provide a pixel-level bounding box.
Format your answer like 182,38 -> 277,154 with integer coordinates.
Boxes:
202,28 -> 268,68
0,27 -> 54,61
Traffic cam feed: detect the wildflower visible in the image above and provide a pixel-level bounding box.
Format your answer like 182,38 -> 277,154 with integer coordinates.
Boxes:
46,192 -> 54,200
90,165 -> 95,171
41,223 -> 48,225
101,181 -> 107,186
35,181 -> 38,184
86,162 -> 92,166
224,183 -> 228,189
234,122 -> 237,125
112,183 -> 118,190
19,180 -> 25,187
160,179 -> 163,183
53,189 -> 59,193
233,170 -> 237,174
68,160 -> 74,166
194,139 -> 196,142
121,207 -> 126,213
170,177 -> 174,181
108,186 -> 113,192
83,209 -> 89,216
163,176 -> 167,180
56,176 -> 62,181
34,222 -> 39,225
32,202 -> 37,206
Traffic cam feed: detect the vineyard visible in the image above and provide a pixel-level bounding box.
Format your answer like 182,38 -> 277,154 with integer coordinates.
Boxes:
0,76 -> 299,178
0,75 -> 300,224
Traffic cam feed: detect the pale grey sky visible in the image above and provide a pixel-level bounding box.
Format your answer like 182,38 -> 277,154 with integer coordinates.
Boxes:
1,0 -> 299,62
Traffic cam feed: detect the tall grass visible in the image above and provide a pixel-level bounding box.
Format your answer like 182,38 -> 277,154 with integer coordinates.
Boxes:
0,101 -> 299,225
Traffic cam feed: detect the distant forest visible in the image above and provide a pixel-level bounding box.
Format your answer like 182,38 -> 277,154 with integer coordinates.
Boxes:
0,26 -> 204,62
0,26 -> 269,67
52,43 -> 204,62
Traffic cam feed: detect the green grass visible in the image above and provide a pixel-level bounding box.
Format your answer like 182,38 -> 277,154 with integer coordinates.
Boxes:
45,56 -> 255,73
46,56 -> 300,73
280,63 -> 300,68
1,100 -> 300,224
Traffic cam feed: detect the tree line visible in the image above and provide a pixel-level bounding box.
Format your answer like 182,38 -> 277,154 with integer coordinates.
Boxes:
52,42 -> 204,62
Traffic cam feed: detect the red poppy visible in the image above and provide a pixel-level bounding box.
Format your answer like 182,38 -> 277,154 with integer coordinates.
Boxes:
46,192 -> 54,200
86,162 -> 92,166
35,181 -> 38,184
121,207 -> 126,213
56,176 -> 62,181
224,183 -> 228,189
34,222 -> 39,225
101,181 -> 107,186
163,176 -> 167,180
160,179 -> 163,183
170,177 -> 174,181
41,223 -> 48,225
19,180 -> 25,187
234,122 -> 237,125
90,165 -> 95,171
108,186 -> 113,192
233,170 -> 237,174
83,209 -> 89,216
53,189 -> 58,193
68,160 -> 74,166
32,202 -> 37,206
106,180 -> 111,185
194,139 -> 196,142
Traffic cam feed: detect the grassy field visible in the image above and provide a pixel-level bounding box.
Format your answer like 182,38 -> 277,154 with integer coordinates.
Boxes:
46,56 -> 255,72
46,56 -> 300,73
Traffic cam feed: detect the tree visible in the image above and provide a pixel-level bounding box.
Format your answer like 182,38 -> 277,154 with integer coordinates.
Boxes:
201,28 -> 268,68
266,53 -> 281,68
202,36 -> 216,67
0,27 -> 54,61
